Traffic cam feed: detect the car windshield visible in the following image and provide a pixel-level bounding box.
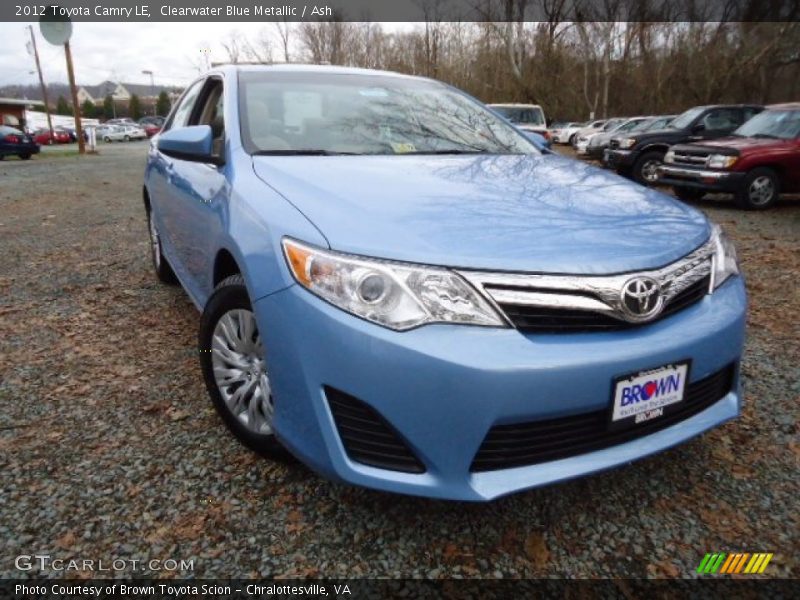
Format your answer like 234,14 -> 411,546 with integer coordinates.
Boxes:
0,125 -> 23,135
669,107 -> 705,130
615,119 -> 643,132
644,117 -> 673,130
240,72 -> 537,155
603,119 -> 623,131
491,106 -> 545,127
734,108 -> 800,139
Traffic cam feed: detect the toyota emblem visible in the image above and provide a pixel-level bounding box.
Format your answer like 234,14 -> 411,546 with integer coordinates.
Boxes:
620,276 -> 663,320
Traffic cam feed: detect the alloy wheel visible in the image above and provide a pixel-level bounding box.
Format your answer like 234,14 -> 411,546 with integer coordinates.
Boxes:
211,309 -> 274,435
748,175 -> 774,206
641,159 -> 661,183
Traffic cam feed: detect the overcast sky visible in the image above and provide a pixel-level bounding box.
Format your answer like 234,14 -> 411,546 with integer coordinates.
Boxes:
0,22 -> 414,89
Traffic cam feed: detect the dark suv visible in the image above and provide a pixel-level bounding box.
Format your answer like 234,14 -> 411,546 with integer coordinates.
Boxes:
605,104 -> 763,184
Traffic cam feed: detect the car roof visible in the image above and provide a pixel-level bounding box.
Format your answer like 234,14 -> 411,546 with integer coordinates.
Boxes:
766,102 -> 800,110
214,63 -> 429,83
487,103 -> 543,109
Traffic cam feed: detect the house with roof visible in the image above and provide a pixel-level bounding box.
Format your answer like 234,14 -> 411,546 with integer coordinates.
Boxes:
77,81 -> 182,105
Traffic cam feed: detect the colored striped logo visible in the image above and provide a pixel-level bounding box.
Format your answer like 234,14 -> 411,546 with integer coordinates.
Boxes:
697,552 -> 773,574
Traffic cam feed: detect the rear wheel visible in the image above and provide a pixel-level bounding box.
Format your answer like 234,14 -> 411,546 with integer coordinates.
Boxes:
568,133 -> 577,145
124,135 -> 131,142
199,275 -> 282,456
673,186 -> 705,202
632,151 -> 665,185
735,168 -> 779,210
18,153 -> 31,160
103,136 -> 111,143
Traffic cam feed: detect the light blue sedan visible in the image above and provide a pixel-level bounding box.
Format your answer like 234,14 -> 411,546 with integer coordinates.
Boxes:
144,65 -> 746,501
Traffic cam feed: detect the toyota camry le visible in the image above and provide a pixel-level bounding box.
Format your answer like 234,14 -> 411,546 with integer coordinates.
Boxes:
143,65 -> 746,501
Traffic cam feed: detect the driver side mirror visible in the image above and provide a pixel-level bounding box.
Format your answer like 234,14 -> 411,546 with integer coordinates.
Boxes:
691,122 -> 706,134
157,125 -> 223,166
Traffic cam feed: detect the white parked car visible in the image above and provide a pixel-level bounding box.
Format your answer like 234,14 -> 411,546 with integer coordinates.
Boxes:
120,125 -> 147,141
97,125 -> 126,142
551,121 -> 585,145
575,118 -> 625,154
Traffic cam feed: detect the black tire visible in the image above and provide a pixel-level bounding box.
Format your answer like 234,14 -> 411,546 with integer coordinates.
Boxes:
104,136 -> 111,143
18,153 -> 31,160
568,133 -> 577,145
734,167 -> 779,210
124,135 -> 130,142
199,275 -> 283,456
632,150 -> 665,185
146,209 -> 177,284
673,186 -> 705,202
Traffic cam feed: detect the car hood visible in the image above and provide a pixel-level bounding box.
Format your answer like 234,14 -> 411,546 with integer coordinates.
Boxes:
678,136 -> 790,153
252,153 -> 710,275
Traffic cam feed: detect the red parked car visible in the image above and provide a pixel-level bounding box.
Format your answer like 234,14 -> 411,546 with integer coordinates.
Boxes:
142,123 -> 161,137
658,103 -> 800,209
32,128 -> 71,145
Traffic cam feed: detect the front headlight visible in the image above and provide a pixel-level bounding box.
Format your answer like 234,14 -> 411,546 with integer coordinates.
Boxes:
282,239 -> 506,331
710,224 -> 740,290
664,150 -> 675,163
706,154 -> 738,169
619,138 -> 637,149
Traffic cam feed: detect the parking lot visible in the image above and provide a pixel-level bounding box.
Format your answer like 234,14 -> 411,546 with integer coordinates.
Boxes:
0,143 -> 797,578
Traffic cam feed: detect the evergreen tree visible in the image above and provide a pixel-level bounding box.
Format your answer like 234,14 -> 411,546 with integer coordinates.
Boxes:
156,90 -> 171,117
103,94 -> 115,119
81,99 -> 96,118
129,94 -> 143,120
56,95 -> 71,115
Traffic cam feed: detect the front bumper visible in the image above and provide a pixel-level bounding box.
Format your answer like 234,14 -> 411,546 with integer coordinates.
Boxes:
255,277 -> 746,501
658,165 -> 746,192
605,148 -> 640,169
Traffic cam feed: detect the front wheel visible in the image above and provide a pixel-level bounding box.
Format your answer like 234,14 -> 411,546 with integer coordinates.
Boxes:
199,275 -> 282,456
124,135 -> 130,142
103,136 -> 111,143
147,210 -> 177,284
632,151 -> 665,185
673,186 -> 705,202
735,168 -> 779,210
18,153 -> 31,160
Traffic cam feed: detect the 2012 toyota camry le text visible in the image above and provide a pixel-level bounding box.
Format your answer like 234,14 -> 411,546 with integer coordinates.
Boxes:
143,65 -> 746,501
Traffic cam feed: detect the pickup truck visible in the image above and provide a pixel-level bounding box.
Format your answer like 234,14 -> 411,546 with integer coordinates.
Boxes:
657,103 -> 800,209
605,104 -> 763,185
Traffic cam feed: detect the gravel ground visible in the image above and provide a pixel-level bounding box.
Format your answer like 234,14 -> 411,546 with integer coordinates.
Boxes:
0,143 -> 797,580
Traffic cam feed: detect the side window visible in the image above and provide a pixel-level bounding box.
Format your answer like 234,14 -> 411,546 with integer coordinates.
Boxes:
742,107 -> 760,122
164,80 -> 203,131
702,109 -> 741,131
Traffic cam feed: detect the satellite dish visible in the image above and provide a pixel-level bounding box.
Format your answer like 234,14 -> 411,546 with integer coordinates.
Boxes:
40,12 -> 73,46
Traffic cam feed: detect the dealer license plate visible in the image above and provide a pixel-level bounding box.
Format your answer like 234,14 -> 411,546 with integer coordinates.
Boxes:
611,362 -> 689,424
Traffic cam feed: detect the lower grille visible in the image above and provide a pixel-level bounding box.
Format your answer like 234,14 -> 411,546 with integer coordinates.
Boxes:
498,275 -> 710,333
325,386 -> 425,474
470,363 -> 735,472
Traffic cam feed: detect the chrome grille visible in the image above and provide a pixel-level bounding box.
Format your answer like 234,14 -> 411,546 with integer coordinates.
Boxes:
460,239 -> 714,333
671,150 -> 710,167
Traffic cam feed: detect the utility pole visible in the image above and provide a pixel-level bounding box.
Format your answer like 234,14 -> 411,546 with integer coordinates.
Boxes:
27,25 -> 54,140
63,40 -> 85,154
142,69 -> 155,115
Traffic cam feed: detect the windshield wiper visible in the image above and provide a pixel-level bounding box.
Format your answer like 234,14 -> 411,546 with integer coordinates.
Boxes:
252,149 -> 359,156
751,133 -> 779,139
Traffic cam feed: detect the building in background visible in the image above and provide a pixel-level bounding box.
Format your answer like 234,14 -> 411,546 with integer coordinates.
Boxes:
0,98 -> 45,128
